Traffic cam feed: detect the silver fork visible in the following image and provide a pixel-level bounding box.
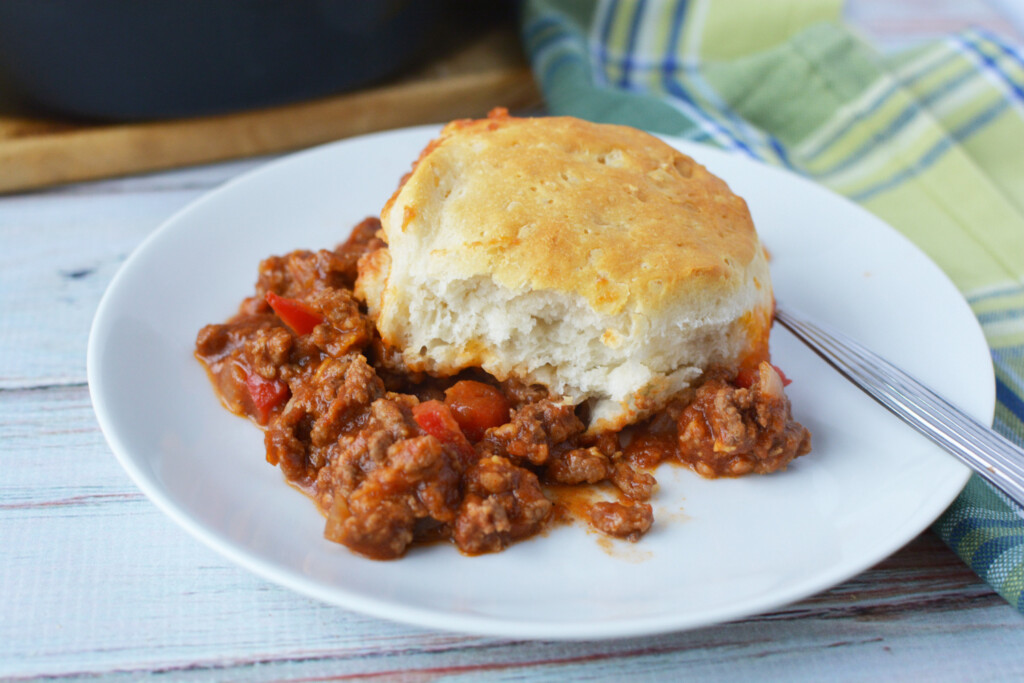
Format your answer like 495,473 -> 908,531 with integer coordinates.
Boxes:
774,304 -> 1024,509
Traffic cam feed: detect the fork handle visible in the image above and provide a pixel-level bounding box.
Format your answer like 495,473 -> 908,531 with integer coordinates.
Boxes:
774,306 -> 1024,509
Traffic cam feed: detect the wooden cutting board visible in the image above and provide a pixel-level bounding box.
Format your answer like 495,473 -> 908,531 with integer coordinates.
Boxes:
0,26 -> 541,194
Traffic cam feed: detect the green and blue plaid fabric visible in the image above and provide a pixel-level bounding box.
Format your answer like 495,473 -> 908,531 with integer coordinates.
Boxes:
522,0 -> 1024,610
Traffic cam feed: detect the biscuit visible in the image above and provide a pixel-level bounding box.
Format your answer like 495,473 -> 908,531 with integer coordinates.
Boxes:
357,110 -> 773,431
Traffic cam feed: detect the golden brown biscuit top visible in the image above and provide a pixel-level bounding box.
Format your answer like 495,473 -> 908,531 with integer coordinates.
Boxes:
381,110 -> 761,317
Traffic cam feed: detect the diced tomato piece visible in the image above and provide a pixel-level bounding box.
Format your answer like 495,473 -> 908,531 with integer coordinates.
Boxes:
244,370 -> 290,425
265,292 -> 323,335
413,400 -> 476,466
443,380 -> 511,441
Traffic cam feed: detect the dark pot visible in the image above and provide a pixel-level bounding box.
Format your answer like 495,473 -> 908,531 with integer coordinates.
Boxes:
0,0 -> 442,120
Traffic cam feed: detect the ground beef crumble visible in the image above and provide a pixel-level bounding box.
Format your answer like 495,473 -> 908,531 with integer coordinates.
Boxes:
195,217 -> 812,560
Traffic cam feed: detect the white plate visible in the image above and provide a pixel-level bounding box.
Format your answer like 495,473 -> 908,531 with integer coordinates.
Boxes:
88,125 -> 993,640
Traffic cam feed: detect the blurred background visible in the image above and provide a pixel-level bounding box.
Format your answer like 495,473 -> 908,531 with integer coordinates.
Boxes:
0,0 -> 1020,194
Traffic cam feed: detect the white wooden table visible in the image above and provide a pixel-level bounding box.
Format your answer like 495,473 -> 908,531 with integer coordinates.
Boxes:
5,4 -> 1024,679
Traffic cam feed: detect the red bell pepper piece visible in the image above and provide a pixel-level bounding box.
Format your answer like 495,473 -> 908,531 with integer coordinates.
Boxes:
244,370 -> 290,425
413,400 -> 476,466
265,292 -> 323,335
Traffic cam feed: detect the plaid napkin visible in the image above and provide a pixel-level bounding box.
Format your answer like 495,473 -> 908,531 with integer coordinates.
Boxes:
521,0 -> 1024,611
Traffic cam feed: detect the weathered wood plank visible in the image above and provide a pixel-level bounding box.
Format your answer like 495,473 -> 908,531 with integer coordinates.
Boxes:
1,385 -> 143,509
0,184 -> 221,388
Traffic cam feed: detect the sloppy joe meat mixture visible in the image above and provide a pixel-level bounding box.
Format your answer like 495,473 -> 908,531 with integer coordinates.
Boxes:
195,217 -> 811,560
